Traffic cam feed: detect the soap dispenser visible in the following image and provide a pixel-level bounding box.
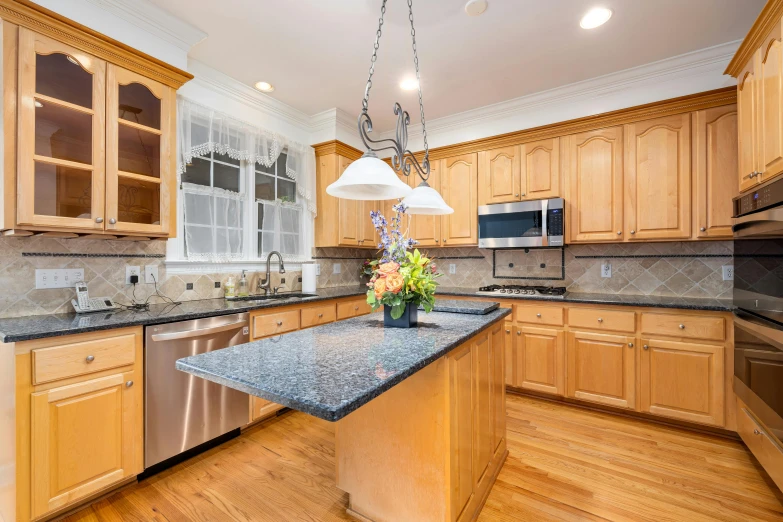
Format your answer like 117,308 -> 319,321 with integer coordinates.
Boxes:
238,270 -> 249,297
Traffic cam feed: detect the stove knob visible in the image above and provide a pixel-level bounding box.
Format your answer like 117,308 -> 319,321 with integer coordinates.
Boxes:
514,290 -> 520,294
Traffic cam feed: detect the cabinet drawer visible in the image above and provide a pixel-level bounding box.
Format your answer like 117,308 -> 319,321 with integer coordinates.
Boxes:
337,298 -> 372,320
568,307 -> 635,333
737,401 -> 783,491
640,313 -> 724,341
301,304 -> 336,329
32,332 -> 136,385
515,305 -> 564,326
253,310 -> 300,338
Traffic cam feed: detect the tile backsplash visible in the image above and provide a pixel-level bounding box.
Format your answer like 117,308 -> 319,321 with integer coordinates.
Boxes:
0,239 -> 734,319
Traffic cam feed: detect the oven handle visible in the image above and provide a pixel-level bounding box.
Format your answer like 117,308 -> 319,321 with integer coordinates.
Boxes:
541,198 -> 549,247
734,313 -> 783,351
733,207 -> 783,237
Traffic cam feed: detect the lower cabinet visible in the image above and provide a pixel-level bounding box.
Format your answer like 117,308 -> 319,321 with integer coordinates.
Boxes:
515,326 -> 565,396
640,338 -> 724,426
566,331 -> 636,410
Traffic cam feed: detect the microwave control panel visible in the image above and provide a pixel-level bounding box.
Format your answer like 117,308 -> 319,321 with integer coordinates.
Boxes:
547,208 -> 564,237
734,176 -> 783,216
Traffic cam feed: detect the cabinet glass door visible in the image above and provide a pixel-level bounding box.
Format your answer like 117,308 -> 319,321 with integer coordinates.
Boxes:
106,65 -> 172,235
17,29 -> 106,230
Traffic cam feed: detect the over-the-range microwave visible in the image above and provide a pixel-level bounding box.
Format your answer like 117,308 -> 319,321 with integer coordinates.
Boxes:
478,197 -> 564,248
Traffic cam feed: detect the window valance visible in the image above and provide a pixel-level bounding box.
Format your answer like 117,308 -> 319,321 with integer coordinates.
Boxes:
176,96 -> 317,215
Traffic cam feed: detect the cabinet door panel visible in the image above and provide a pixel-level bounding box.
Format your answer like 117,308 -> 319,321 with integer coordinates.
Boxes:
17,28 -> 106,230
449,343 -> 474,520
738,59 -> 759,193
473,332 -> 492,487
693,105 -> 738,238
479,146 -> 520,204
521,138 -> 560,200
565,127 -> 623,242
504,324 -> 515,386
625,114 -> 691,240
337,156 -> 359,245
490,324 -> 505,455
359,199 -> 379,247
516,326 -> 564,396
441,154 -> 478,246
640,338 -> 724,427
566,331 -> 635,409
760,36 -> 783,182
106,65 -> 173,236
31,371 -> 140,519
409,161 -> 441,246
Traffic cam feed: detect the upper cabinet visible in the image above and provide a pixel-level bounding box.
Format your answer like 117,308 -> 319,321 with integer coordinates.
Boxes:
738,56 -> 759,193
521,138 -> 560,200
441,153 -> 478,246
408,160 -> 441,247
0,4 -> 191,238
477,139 -> 560,206
624,114 -> 691,241
478,146 -> 520,204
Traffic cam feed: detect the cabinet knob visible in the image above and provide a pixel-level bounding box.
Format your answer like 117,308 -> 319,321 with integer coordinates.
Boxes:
520,193 -> 525,196
435,239 -> 439,243
95,217 -> 103,224
85,355 -> 95,363
643,344 -> 649,350
505,329 -> 510,333
700,227 -> 706,232
754,429 -> 761,435
126,380 -> 134,388
536,313 -> 542,318
597,317 -> 603,323
630,230 -> 636,235
679,324 -> 685,329
109,218 -> 116,225
517,331 -> 521,336
443,239 -> 447,243
318,313 -> 323,318
276,321 -> 283,326
628,342 -> 634,348
515,193 -> 519,197
617,231 -> 622,235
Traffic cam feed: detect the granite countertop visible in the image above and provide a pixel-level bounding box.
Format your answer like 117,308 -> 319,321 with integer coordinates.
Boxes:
423,299 -> 499,315
175,308 -> 511,422
0,284 -> 732,343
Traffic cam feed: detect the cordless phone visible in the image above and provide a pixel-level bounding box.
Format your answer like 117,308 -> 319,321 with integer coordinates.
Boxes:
72,282 -> 119,313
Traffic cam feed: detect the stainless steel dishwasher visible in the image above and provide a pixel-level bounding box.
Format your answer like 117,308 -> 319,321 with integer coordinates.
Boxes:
144,313 -> 250,470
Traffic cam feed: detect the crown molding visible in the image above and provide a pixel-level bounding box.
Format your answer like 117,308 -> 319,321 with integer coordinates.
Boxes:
380,40 -> 740,145
311,140 -> 363,160
83,0 -> 207,53
725,0 -> 782,77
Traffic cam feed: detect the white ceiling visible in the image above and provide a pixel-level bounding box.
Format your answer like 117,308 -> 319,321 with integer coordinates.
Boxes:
149,0 -> 763,130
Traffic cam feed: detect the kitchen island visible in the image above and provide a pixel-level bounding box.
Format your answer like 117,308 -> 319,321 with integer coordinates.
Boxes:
176,307 -> 510,522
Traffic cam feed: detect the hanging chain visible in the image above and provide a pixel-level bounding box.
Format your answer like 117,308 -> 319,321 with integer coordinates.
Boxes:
407,0 -> 429,169
362,0 -> 387,113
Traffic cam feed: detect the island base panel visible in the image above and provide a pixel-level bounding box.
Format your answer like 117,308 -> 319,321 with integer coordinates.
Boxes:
336,323 -> 507,522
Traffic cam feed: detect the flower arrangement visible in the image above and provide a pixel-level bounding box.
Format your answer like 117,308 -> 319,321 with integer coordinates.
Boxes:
366,202 -> 441,320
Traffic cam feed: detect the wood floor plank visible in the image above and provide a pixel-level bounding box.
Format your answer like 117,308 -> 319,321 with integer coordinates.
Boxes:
65,393 -> 783,521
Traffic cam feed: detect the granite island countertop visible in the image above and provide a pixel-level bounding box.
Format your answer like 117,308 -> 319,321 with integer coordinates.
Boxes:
176,308 -> 511,421
0,284 -> 732,343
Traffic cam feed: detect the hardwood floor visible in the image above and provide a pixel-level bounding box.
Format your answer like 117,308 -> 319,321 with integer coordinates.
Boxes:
64,394 -> 783,522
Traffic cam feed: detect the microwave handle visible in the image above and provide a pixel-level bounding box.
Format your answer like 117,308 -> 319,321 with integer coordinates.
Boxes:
732,208 -> 783,237
541,198 -> 549,246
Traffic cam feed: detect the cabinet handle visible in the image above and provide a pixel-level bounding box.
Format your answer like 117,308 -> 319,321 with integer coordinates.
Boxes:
95,217 -> 103,224
276,321 -> 283,326
126,380 -> 134,388
630,230 -> 636,235
109,218 -> 116,225
628,342 -> 634,348
597,317 -> 603,323
617,231 -> 622,235
700,227 -> 706,232
679,324 -> 685,329
754,429 -> 761,435
85,355 -> 95,363
643,344 -> 649,350
536,313 -> 542,318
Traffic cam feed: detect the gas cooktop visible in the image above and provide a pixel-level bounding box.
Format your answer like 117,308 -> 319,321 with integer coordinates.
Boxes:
475,285 -> 567,299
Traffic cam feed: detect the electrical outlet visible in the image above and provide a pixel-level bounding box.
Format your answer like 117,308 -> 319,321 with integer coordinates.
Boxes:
144,265 -> 159,284
722,265 -> 734,281
333,263 -> 341,274
35,269 -> 85,289
449,263 -> 456,275
601,262 -> 612,278
315,264 -> 321,276
125,265 -> 140,285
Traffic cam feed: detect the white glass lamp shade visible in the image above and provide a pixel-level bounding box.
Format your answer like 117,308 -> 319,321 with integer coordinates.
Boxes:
326,151 -> 412,201
402,181 -> 454,215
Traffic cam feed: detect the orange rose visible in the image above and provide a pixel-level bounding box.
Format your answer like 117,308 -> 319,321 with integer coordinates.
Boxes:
377,261 -> 399,275
373,278 -> 387,300
385,273 -> 404,294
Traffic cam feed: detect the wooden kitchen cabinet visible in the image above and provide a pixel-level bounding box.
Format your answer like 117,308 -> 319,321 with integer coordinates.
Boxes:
503,323 -> 515,386
408,160 -> 441,246
624,114 -> 691,241
1,10 -> 190,238
640,338 -> 725,427
566,330 -> 636,410
693,105 -> 738,238
441,153 -> 478,246
564,126 -> 624,243
759,28 -> 783,184
337,156 -> 359,246
477,139 -> 560,206
520,137 -> 560,200
478,145 -> 520,205
738,55 -> 760,193
515,326 -> 565,396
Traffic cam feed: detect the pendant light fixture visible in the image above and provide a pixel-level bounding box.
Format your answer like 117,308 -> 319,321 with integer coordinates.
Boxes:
326,0 -> 453,215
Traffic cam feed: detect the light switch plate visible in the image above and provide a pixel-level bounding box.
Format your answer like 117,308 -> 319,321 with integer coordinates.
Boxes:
316,264 -> 321,276
144,265 -> 159,284
333,263 -> 341,274
35,269 -> 84,289
125,265 -> 140,284
722,265 -> 734,281
449,264 -> 456,275
601,262 -> 612,278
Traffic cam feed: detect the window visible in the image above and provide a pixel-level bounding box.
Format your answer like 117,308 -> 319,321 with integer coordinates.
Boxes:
254,154 -> 303,259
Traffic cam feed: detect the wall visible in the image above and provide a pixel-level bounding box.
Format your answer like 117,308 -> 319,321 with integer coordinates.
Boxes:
315,242 -> 734,300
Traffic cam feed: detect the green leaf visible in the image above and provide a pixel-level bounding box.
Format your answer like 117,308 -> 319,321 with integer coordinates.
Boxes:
391,303 -> 405,319
367,291 -> 376,304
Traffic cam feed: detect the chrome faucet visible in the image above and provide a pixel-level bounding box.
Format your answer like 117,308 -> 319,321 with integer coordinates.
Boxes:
258,251 -> 286,295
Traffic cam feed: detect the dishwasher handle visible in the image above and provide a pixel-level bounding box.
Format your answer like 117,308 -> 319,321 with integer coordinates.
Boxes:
150,320 -> 248,342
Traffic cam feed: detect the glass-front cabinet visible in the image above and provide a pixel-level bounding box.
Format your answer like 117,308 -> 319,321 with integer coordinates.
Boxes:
6,23 -> 185,238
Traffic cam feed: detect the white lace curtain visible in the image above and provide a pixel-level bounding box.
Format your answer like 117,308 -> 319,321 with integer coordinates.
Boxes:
182,183 -> 244,262
177,96 -> 317,215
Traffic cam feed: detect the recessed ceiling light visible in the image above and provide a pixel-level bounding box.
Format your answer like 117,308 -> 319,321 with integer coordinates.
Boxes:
254,81 -> 275,93
464,0 -> 488,16
580,7 -> 612,29
34,100 -> 43,108
400,78 -> 419,91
